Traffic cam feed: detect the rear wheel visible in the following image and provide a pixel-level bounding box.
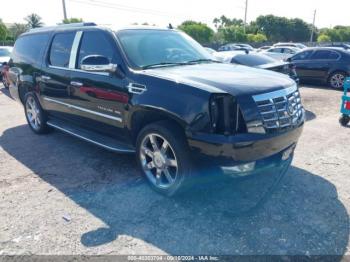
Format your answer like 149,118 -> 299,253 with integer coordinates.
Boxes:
329,72 -> 347,89
339,115 -> 350,126
24,93 -> 50,134
136,121 -> 192,196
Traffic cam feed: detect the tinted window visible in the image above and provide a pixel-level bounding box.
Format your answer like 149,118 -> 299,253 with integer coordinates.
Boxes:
269,48 -> 283,53
283,48 -> 296,54
11,33 -> 49,64
291,50 -> 313,61
49,32 -> 75,68
77,31 -> 119,68
311,50 -> 340,60
0,48 -> 11,56
231,54 -> 276,66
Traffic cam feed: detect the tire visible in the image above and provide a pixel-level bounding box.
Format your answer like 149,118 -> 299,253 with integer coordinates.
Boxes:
136,120 -> 192,196
24,92 -> 50,134
328,71 -> 347,89
339,115 -> 350,127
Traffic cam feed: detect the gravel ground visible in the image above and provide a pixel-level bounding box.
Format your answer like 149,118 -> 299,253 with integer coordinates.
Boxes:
0,84 -> 349,256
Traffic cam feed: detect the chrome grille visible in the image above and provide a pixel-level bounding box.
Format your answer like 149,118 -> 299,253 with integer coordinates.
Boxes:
253,85 -> 304,132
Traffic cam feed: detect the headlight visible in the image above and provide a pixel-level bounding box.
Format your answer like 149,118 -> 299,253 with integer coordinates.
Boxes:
209,94 -> 247,135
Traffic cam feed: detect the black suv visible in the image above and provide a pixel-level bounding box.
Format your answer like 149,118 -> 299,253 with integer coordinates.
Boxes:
8,23 -> 304,196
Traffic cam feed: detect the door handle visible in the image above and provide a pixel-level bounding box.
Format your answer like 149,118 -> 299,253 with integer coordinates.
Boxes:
70,81 -> 83,87
41,75 -> 51,81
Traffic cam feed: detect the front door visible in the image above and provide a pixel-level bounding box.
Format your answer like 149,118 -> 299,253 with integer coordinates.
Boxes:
68,29 -> 130,139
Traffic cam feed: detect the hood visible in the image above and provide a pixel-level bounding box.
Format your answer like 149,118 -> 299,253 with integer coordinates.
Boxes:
142,63 -> 294,97
0,56 -> 10,64
256,61 -> 289,70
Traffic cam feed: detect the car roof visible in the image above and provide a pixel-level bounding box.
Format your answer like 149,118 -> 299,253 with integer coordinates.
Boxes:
22,23 -> 172,36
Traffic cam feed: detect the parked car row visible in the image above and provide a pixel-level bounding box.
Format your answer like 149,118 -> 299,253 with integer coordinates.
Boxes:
211,42 -> 350,89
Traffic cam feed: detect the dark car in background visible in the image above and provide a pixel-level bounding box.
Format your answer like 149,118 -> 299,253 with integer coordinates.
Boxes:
288,47 -> 350,89
218,43 -> 254,52
214,51 -> 299,83
323,43 -> 350,50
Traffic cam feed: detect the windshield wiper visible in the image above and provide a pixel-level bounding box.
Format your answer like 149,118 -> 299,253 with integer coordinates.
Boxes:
142,62 -> 186,69
185,58 -> 221,64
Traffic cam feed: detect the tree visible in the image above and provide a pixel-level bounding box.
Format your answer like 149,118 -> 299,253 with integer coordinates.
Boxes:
178,21 -> 214,44
255,15 -> 311,42
0,20 -> 8,41
25,13 -> 43,28
252,33 -> 267,42
9,23 -> 29,39
213,16 -> 243,29
62,18 -> 83,24
220,26 -> 247,43
317,34 -> 331,43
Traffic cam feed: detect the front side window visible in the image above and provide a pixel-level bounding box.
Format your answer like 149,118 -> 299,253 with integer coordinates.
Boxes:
116,29 -> 212,69
77,31 -> 120,68
291,50 -> 313,61
49,32 -> 75,68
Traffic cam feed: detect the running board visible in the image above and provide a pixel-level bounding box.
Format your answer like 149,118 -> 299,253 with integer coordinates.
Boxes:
47,119 -> 135,154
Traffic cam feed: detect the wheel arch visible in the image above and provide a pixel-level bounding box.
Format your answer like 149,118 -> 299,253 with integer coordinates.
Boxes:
128,106 -> 189,145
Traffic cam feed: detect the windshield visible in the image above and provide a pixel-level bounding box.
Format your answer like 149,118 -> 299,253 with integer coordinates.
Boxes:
0,48 -> 11,57
116,29 -> 213,69
232,53 -> 276,66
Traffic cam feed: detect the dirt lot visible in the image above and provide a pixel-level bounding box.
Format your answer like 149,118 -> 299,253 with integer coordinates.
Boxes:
0,84 -> 349,256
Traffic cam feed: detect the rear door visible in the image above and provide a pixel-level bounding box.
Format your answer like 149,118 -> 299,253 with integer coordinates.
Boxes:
307,50 -> 341,80
68,29 -> 129,139
40,31 -> 77,120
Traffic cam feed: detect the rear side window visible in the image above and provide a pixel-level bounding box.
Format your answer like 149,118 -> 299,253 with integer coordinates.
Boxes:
11,33 -> 49,64
311,50 -> 340,60
77,31 -> 119,68
49,32 -> 75,68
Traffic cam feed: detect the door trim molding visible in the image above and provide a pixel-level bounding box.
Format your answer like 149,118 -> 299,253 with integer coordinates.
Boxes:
43,97 -> 122,122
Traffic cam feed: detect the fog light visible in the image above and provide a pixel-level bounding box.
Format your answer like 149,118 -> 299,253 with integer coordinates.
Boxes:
282,146 -> 295,161
221,162 -> 256,176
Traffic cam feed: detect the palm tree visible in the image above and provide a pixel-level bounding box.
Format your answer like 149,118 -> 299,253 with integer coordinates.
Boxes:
25,13 -> 44,29
9,23 -> 29,39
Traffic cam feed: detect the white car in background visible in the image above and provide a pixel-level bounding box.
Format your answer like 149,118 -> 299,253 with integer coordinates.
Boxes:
273,42 -> 307,49
263,46 -> 300,61
0,46 -> 12,64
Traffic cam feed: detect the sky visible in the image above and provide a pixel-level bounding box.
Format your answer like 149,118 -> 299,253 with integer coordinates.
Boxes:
1,0 -> 349,29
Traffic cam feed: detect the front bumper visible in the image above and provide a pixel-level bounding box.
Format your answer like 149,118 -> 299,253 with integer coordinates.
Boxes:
188,123 -> 303,166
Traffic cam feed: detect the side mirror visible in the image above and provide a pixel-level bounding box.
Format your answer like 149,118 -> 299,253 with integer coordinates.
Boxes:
81,55 -> 117,73
286,57 -> 292,62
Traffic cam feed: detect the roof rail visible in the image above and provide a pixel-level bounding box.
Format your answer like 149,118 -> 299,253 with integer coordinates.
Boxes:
29,22 -> 97,33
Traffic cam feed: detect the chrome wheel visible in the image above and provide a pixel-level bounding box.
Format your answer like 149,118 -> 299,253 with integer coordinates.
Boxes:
140,133 -> 178,189
26,96 -> 41,130
330,73 -> 345,89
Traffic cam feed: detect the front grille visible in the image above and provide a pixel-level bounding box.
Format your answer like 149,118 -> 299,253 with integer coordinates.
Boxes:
253,85 -> 304,133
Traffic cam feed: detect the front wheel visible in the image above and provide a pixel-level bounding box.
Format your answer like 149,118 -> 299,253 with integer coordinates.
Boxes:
136,121 -> 192,196
329,72 -> 347,89
340,115 -> 350,126
24,93 -> 50,134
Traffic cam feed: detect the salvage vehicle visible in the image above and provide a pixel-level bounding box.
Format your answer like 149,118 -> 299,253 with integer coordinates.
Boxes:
263,47 -> 299,61
288,47 -> 350,89
213,50 -> 299,83
8,23 -> 305,196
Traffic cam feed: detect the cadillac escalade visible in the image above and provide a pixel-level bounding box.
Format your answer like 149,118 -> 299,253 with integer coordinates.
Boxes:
8,23 -> 304,196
